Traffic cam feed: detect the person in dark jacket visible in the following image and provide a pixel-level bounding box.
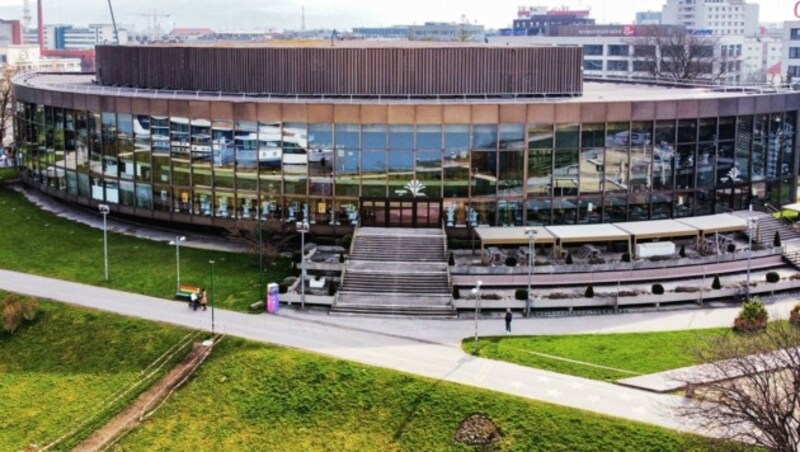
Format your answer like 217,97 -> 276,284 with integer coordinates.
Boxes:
505,308 -> 513,333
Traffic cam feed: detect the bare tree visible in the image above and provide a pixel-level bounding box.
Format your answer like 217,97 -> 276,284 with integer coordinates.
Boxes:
676,322 -> 800,451
632,27 -> 729,82
0,65 -> 17,152
235,218 -> 295,267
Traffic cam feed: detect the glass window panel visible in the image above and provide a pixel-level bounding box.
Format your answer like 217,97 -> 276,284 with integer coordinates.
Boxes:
655,120 -> 675,146
528,148 -> 552,196
335,149 -> 360,197
191,118 -> 213,188
416,150 -> 443,198
606,122 -> 630,147
553,148 -> 579,197
150,115 -> 170,153
735,116 -> 752,181
89,113 -> 102,175
552,198 -> 578,225
213,120 -> 235,189
528,124 -> 553,149
766,114 -> 781,179
444,125 -> 469,151
470,200 -> 496,226
717,142 -> 736,192
193,188 -> 213,216
471,149 -> 496,197
698,117 -> 717,142
629,121 -> 653,192
75,111 -> 89,172
675,144 -> 695,190
782,111 -> 796,179
581,123 -> 604,148
133,115 -> 151,183
578,197 -> 602,224
117,114 -> 134,181
153,185 -> 171,212
443,147 -> 469,198
362,149 -> 386,197
555,123 -> 579,149
498,150 -> 524,197
362,124 -> 386,149
312,123 -> 335,148
719,116 -> 736,141
235,120 -> 259,191
677,119 -> 697,143
579,148 -> 603,194
416,125 -> 442,151
282,122 -> 309,176
102,112 -> 117,177
389,125 -> 414,150
498,124 -> 524,150
135,183 -> 152,209
604,147 -> 629,193
388,150 -> 414,196
697,143 -> 716,188
471,125 -> 497,150
119,180 -> 134,207
335,124 -> 361,150
653,136 -> 675,191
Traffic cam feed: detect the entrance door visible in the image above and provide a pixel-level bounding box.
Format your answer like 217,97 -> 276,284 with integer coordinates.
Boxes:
360,197 -> 442,228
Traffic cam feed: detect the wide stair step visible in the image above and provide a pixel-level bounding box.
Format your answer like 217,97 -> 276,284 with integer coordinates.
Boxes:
334,226 -> 453,317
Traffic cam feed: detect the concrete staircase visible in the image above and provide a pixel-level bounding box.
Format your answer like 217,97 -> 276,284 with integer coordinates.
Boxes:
333,227 -> 455,317
731,211 -> 800,244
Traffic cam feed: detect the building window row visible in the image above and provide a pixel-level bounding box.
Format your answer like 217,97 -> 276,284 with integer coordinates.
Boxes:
14,103 -> 797,227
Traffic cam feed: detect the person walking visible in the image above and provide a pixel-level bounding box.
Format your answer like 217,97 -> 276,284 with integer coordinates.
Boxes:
505,308 -> 513,334
199,289 -> 208,311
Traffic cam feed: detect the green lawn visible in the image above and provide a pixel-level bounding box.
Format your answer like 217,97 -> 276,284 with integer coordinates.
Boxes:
115,337 -> 727,451
463,328 -> 735,382
0,299 -> 193,450
0,187 -> 290,311
0,167 -> 17,183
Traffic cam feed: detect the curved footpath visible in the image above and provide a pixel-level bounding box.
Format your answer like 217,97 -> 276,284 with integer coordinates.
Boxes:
2,268 -> 797,439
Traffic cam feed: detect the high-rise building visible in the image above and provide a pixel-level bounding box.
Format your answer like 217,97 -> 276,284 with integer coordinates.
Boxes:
25,24 -> 130,50
508,6 -> 594,37
635,11 -> 662,25
661,0 -> 759,37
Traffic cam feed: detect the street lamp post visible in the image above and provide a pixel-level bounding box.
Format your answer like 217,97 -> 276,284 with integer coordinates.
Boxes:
168,236 -> 186,294
524,227 -> 537,317
98,204 -> 110,282
258,213 -> 264,301
209,259 -> 216,335
296,221 -> 310,309
746,217 -> 757,300
472,280 -> 483,342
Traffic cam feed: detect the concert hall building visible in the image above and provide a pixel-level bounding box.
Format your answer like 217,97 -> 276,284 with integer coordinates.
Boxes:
12,43 -> 799,233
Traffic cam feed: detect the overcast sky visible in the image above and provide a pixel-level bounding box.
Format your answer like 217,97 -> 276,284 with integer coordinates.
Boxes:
0,0 -> 793,32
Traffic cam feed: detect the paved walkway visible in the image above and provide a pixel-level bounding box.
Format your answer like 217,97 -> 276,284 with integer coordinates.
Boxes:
3,268 -> 798,438
8,183 -> 249,253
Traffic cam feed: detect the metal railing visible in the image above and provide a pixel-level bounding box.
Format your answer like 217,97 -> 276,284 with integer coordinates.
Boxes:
585,74 -> 799,93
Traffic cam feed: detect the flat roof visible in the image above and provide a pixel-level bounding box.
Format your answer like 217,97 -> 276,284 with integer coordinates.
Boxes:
474,226 -> 556,245
614,219 -> 698,240
16,72 -> 779,105
675,214 -> 748,234
546,224 -> 630,242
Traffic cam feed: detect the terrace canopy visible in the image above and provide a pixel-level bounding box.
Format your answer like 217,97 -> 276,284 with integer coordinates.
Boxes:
675,214 -> 748,235
546,224 -> 631,254
614,219 -> 699,241
781,202 -> 800,214
473,226 -> 555,263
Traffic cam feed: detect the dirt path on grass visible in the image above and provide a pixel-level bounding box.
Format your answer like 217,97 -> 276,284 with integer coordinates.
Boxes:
73,341 -> 214,452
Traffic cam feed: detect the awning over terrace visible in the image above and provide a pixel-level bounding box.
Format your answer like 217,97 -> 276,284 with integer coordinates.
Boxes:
472,213 -> 752,264
675,214 -> 748,235
614,219 -> 698,241
781,202 -> 800,213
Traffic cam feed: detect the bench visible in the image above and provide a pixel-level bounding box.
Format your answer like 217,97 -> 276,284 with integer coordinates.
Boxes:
176,284 -> 201,299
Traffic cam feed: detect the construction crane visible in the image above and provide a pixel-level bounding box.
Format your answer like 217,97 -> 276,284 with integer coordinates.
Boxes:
129,10 -> 171,36
106,0 -> 119,44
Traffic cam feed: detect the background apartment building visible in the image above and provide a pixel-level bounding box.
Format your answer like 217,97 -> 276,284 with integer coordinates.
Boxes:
661,0 -> 759,37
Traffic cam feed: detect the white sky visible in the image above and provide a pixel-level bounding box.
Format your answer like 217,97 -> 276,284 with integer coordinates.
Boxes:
0,0 -> 793,32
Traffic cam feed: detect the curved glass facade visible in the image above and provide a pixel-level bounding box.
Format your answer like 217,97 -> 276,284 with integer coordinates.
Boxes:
14,101 -> 797,228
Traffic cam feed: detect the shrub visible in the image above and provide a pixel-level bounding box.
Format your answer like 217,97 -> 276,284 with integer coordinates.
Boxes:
791,304 -> 800,326
679,245 -> 686,258
774,231 -> 782,247
291,263 -> 301,277
481,293 -> 502,301
733,298 -> 768,332
328,282 -> 337,296
278,283 -> 288,294
621,253 -> 631,263
1,295 -> 39,335
452,287 -> 461,300
449,252 -> 455,266
339,253 -> 345,263
712,275 -> 722,290
547,292 -> 573,300
727,243 -> 736,253
766,271 -> 780,283
651,283 -> 664,295
565,253 -> 573,265
515,288 -> 528,301
675,286 -> 701,293
584,285 -> 594,298
505,256 -> 517,267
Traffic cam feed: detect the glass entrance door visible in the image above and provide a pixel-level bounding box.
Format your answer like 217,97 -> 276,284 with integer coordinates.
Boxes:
360,197 -> 442,228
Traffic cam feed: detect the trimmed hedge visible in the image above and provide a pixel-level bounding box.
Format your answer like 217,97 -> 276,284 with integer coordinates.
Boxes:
651,283 -> 664,295
766,272 -> 780,283
515,288 -> 528,301
584,285 -> 594,298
